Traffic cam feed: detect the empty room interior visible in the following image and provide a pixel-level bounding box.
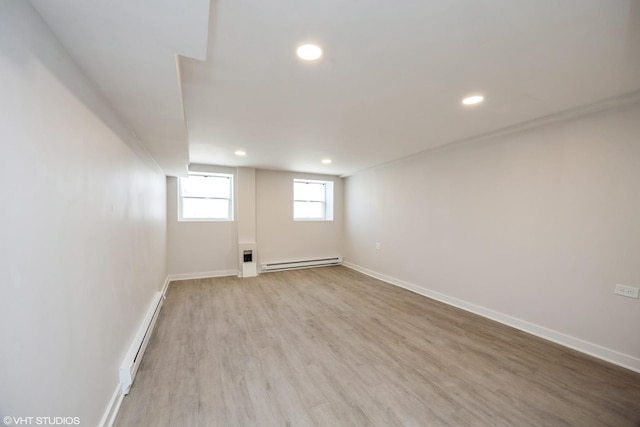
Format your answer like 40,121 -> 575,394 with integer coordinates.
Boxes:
2,0 -> 640,426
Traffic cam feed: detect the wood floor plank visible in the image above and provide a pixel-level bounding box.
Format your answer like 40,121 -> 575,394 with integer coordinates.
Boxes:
115,266 -> 640,426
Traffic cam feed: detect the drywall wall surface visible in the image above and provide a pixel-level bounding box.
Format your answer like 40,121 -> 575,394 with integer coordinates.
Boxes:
257,170 -> 343,265
167,175 -> 238,276
0,2 -> 167,424
237,167 -> 257,244
168,168 -> 341,275
344,101 -> 640,361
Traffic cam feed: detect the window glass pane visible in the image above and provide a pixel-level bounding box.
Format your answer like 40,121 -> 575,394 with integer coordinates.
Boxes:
294,181 -> 325,202
181,175 -> 230,198
294,201 -> 324,219
182,198 -> 229,219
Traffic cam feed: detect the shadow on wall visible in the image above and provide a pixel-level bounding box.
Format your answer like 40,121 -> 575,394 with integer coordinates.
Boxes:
625,0 -> 640,87
0,1 -> 160,173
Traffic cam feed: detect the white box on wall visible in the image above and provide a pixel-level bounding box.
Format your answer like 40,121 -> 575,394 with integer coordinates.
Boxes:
242,262 -> 257,277
239,242 -> 258,278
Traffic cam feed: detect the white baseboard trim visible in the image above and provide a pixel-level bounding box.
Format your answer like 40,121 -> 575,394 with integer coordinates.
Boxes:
161,276 -> 171,298
100,276 -> 171,426
98,383 -> 124,427
167,270 -> 239,282
119,291 -> 164,395
343,261 -> 640,374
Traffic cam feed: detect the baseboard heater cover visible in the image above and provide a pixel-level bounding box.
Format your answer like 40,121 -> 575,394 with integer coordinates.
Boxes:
261,256 -> 342,272
119,291 -> 164,395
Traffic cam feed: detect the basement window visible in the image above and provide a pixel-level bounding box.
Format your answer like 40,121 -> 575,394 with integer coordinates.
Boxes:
293,179 -> 334,221
179,173 -> 233,221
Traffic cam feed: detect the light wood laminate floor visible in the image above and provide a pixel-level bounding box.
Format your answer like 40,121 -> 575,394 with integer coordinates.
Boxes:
115,266 -> 640,426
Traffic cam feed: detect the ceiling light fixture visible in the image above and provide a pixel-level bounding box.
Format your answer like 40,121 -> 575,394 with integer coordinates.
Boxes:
321,159 -> 332,164
462,95 -> 485,105
296,43 -> 322,61
235,150 -> 246,156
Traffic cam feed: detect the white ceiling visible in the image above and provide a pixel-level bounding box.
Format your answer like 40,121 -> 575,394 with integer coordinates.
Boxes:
32,0 -> 640,177
29,0 -> 210,176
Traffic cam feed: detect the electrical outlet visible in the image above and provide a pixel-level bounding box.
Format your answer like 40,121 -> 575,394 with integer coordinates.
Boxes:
614,284 -> 639,299
375,242 -> 381,250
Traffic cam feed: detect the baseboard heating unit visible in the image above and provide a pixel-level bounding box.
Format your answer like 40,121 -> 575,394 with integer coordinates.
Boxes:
261,257 -> 342,272
119,291 -> 164,395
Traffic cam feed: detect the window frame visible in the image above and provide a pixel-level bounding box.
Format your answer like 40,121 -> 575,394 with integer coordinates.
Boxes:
178,173 -> 234,222
293,178 -> 334,221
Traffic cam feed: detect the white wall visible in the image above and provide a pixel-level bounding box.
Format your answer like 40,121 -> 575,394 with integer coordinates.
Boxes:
344,101 -> 640,369
168,168 -> 343,275
236,168 -> 257,245
166,173 -> 238,277
0,2 -> 167,424
257,170 -> 343,265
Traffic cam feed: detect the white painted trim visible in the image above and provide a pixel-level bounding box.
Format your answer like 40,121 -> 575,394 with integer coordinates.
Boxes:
101,276 -> 175,426
98,383 -> 124,427
161,276 -> 171,298
343,261 -> 640,373
261,257 -> 342,272
167,270 -> 239,282
119,291 -> 164,394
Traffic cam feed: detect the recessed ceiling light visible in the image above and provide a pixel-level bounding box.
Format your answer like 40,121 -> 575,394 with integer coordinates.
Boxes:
297,44 -> 322,61
235,150 -> 246,156
462,95 -> 485,105
321,159 -> 332,164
